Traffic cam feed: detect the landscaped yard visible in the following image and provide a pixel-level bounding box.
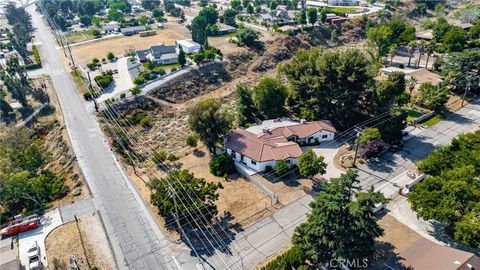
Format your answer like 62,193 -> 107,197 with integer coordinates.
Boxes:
152,63 -> 180,72
319,6 -> 362,13
406,109 -> 424,122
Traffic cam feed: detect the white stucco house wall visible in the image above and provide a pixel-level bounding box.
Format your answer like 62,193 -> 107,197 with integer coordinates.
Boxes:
175,39 -> 201,54
224,119 -> 336,172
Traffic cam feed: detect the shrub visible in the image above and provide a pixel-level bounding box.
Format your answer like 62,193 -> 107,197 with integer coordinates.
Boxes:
152,150 -> 168,164
274,160 -> 290,177
209,153 -> 235,176
134,77 -> 146,85
87,62 -> 97,70
120,93 -> 126,99
139,116 -> 153,127
260,246 -> 309,270
358,140 -> 384,159
32,46 -> 42,67
167,153 -> 179,162
185,135 -> 198,147
83,91 -> 93,100
94,73 -> 113,89
107,52 -> 115,61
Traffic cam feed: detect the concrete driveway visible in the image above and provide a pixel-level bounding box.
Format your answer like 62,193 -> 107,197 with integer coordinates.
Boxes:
310,141 -> 344,180
18,208 -> 62,269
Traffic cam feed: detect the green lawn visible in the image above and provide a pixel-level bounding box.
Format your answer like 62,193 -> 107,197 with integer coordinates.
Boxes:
320,7 -> 361,13
406,109 -> 424,122
152,63 -> 180,72
422,115 -> 444,127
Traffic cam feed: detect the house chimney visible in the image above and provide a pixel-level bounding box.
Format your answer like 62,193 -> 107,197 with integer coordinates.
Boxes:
300,119 -> 306,124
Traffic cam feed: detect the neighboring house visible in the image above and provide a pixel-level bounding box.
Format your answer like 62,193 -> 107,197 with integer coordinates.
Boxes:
275,9 -> 290,20
175,39 -> 201,54
258,13 -> 278,23
103,21 -> 120,33
217,23 -> 236,35
396,238 -> 480,270
149,44 -> 178,65
379,67 -> 442,87
135,44 -> 178,65
408,68 -> 442,86
120,25 -> 146,36
225,119 -> 336,172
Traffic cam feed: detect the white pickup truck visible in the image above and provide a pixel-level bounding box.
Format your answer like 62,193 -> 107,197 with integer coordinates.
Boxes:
27,241 -> 42,270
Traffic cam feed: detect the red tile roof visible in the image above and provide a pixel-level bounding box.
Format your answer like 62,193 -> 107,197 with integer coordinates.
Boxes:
225,120 -> 336,162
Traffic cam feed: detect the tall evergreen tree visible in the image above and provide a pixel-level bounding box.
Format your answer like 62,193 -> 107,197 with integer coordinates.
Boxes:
293,170 -> 387,265
191,15 -> 208,46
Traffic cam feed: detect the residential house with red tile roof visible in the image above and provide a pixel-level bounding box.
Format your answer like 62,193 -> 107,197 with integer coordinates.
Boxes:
224,119 -> 336,172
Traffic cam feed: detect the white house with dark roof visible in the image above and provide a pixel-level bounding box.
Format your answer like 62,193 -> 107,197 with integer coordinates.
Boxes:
136,44 -> 178,65
225,119 -> 336,172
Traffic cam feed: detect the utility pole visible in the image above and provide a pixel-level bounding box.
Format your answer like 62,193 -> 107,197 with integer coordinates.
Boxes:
462,80 -> 471,107
352,126 -> 363,167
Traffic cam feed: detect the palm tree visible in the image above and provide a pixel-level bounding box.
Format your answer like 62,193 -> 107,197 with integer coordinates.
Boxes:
416,41 -> 426,68
407,77 -> 417,102
424,42 -> 434,69
388,44 -> 398,66
407,41 -> 416,67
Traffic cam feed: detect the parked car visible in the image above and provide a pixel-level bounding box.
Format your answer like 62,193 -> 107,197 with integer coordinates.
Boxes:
27,241 -> 42,270
0,215 -> 41,238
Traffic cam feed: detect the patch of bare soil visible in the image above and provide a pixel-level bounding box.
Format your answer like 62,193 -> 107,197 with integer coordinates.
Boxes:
34,76 -> 87,205
45,213 -> 115,270
369,214 -> 422,269
250,36 -> 310,72
180,147 -> 272,226
71,21 -> 191,66
150,62 -> 232,103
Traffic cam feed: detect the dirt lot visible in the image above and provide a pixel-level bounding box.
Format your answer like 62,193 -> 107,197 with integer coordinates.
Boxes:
45,212 -> 115,270
72,21 -> 191,66
180,147 -> 274,225
369,214 -> 423,269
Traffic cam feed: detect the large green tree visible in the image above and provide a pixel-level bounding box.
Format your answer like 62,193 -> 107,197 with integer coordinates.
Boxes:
252,77 -> 288,119
235,83 -> 257,126
188,98 -> 231,154
411,131 -> 480,247
149,169 -> 222,229
367,24 -> 394,56
191,15 -> 208,46
281,48 -> 374,129
293,170 -> 387,264
416,83 -> 449,113
443,26 -> 467,52
297,149 -> 326,179
199,6 -> 219,25
441,49 -> 480,94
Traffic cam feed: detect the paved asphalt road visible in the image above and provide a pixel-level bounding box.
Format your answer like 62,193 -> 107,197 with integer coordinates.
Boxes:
27,6 -> 199,270
355,100 -> 480,190
27,3 -> 480,270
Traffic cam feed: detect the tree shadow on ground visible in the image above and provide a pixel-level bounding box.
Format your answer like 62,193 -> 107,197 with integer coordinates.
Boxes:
369,241 -> 413,270
260,169 -> 301,187
193,149 -> 205,157
428,221 -> 480,256
181,212 -> 244,257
